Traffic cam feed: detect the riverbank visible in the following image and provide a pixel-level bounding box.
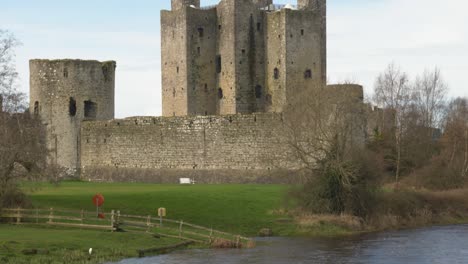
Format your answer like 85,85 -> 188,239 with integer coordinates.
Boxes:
107,225 -> 468,264
2,182 -> 468,264
0,224 -> 182,264
1,182 -> 294,263
288,187 -> 468,237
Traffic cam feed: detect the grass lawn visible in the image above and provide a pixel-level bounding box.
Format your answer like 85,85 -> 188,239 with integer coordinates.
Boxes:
25,182 -> 293,236
0,224 -> 180,264
1,182 -> 294,263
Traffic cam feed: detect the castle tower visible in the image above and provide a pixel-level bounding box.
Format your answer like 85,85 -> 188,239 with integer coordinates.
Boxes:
298,0 -> 326,83
264,0 -> 327,112
216,0 -> 263,115
161,0 -> 218,117
161,0 -> 327,116
29,59 -> 116,173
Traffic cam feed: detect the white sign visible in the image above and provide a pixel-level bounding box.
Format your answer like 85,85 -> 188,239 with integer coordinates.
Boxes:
179,178 -> 195,184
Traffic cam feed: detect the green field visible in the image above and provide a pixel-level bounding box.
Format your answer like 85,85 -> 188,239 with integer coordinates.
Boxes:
0,225 -> 180,264
26,182 -> 292,235
2,182 -> 293,263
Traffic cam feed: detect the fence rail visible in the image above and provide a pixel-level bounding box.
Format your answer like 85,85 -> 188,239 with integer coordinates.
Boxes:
1,208 -> 252,248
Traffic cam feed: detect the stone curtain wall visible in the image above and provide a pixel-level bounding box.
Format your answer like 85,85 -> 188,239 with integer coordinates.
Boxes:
80,113 -> 301,183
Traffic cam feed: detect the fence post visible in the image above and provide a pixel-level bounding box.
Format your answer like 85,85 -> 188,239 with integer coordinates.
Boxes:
117,210 -> 121,229
179,220 -> 184,238
209,228 -> 213,244
16,207 -> 21,224
111,210 -> 115,232
48,208 -> 54,224
146,215 -> 151,233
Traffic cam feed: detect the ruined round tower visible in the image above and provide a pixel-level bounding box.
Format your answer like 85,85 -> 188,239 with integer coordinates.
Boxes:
29,59 -> 116,173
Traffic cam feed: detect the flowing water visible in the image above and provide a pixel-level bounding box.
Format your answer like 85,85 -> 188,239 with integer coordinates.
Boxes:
111,225 -> 468,264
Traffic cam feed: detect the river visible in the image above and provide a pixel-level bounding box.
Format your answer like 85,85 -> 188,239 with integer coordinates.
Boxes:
110,225 -> 468,264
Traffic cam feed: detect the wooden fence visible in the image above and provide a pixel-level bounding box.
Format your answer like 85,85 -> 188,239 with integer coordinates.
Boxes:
0,208 -> 252,248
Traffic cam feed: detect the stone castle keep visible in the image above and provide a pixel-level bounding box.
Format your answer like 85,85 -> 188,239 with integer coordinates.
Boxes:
162,0 -> 326,116
29,0 -> 366,183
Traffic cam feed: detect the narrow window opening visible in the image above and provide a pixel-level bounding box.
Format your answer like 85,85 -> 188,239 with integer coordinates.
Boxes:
242,49 -> 246,55
218,88 -> 223,99
177,66 -> 179,73
257,23 -> 261,31
34,101 -> 40,115
205,111 -> 208,116
204,84 -> 208,92
84,100 -> 97,119
301,29 -> 304,36
216,55 -> 222,73
304,69 -> 312,79
69,97 -> 77,117
290,34 -> 293,38
218,24 -> 222,30
197,27 -> 204,37
278,34 -> 281,39
197,47 -> 201,55
63,68 -> 68,78
274,68 -> 279,79
255,85 -> 262,99
173,88 -> 176,98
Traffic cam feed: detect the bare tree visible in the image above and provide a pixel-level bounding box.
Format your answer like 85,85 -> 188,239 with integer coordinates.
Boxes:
283,83 -> 375,215
0,30 -> 50,208
0,112 -> 48,208
283,83 -> 366,181
0,29 -> 25,113
373,63 -> 413,184
414,68 -> 448,132
443,98 -> 468,178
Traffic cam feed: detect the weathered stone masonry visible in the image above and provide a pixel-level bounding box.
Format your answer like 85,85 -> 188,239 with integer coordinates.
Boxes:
29,59 -> 115,173
79,113 -> 300,182
29,0 -> 367,183
161,0 -> 327,117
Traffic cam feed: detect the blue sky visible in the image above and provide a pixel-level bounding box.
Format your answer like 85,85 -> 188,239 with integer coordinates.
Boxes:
1,0 -> 467,117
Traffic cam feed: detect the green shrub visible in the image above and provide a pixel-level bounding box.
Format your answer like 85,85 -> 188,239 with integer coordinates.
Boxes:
294,150 -> 380,218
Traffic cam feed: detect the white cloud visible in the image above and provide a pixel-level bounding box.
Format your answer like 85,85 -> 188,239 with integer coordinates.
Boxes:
328,0 -> 468,98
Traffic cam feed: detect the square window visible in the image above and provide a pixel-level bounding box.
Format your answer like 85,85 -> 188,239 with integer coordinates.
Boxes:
197,27 -> 204,37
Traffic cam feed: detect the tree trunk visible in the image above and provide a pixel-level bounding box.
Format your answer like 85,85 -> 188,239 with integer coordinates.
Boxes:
463,126 -> 468,178
395,123 -> 402,186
